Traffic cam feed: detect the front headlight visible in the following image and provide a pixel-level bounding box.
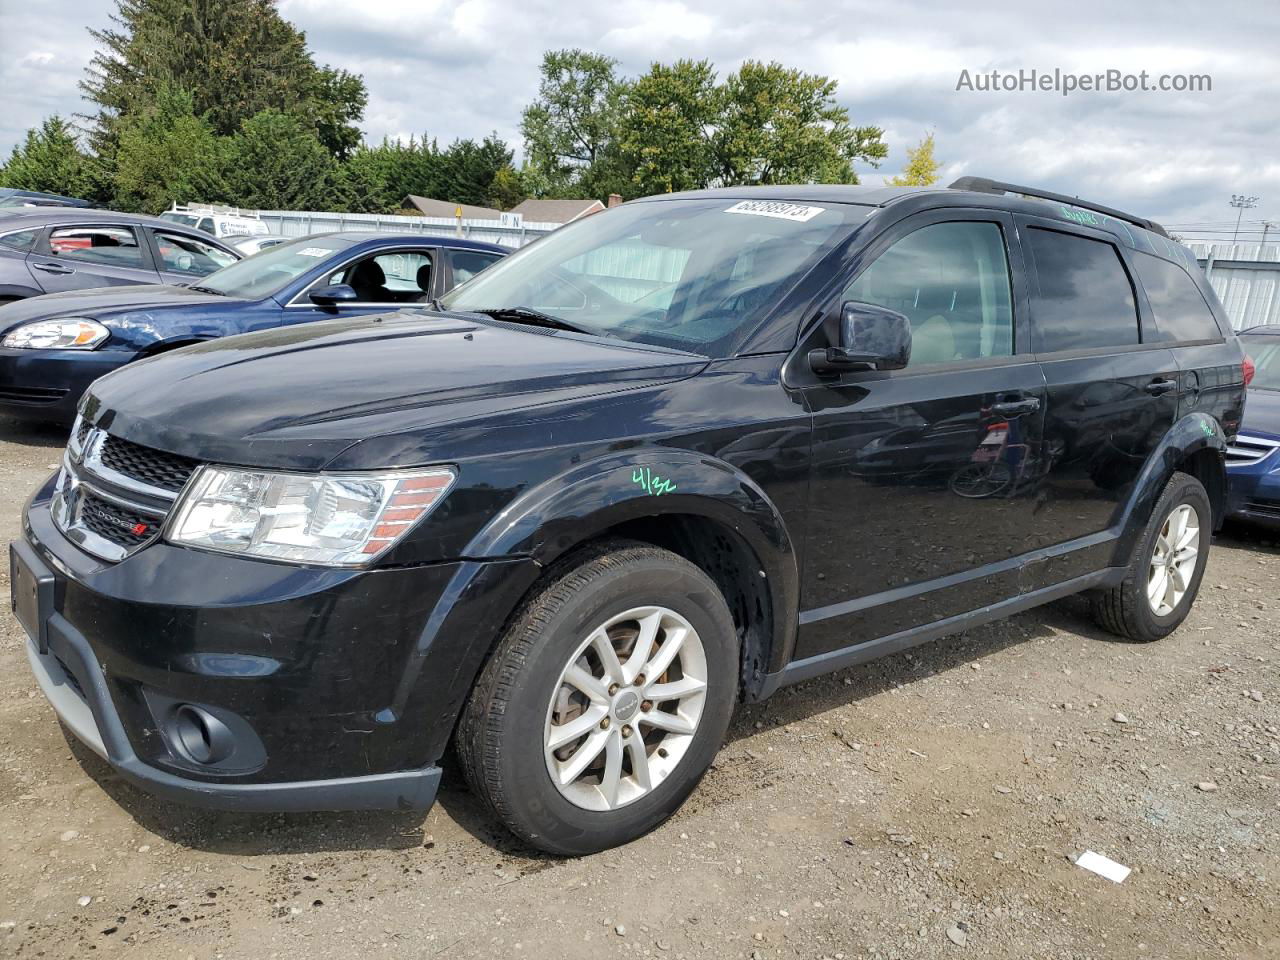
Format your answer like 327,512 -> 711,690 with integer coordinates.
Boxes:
168,466 -> 456,566
2,318 -> 109,349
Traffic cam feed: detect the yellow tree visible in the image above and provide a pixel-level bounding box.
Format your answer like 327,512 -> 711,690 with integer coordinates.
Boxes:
887,133 -> 941,186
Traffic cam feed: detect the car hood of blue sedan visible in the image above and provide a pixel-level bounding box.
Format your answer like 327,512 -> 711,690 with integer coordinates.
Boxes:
1241,387 -> 1280,438
0,284 -> 250,335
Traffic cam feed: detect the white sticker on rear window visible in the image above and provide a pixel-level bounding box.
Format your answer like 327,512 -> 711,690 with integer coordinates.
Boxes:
297,247 -> 329,257
724,200 -> 825,222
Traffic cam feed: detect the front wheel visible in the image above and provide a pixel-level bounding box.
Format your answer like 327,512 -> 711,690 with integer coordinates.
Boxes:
1090,471 -> 1212,642
456,541 -> 738,855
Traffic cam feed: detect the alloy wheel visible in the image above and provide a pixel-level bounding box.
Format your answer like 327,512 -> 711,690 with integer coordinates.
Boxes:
543,605 -> 708,811
1147,502 -> 1200,616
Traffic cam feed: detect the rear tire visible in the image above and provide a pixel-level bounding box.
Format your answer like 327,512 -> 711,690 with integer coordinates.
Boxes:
456,541 -> 738,855
1090,471 -> 1211,642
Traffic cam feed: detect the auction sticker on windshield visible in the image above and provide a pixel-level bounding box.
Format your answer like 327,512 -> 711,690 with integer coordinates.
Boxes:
724,200 -> 825,222
297,247 -> 330,257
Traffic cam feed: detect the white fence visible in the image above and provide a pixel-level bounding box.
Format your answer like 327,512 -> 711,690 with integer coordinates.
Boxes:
1190,243 -> 1280,330
255,209 -> 559,249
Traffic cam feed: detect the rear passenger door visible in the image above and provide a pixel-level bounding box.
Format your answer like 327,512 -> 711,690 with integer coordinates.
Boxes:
1016,216 -> 1179,586
29,224 -> 161,293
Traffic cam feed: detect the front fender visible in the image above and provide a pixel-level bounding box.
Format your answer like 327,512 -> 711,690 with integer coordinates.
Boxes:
1111,412 -> 1227,564
464,447 -> 800,671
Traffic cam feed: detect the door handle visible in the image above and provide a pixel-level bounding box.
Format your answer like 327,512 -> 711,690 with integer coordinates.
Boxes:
1144,378 -> 1178,397
31,262 -> 75,275
992,396 -> 1041,417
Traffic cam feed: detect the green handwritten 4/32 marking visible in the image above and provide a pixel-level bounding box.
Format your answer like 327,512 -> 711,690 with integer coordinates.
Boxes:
632,466 -> 678,496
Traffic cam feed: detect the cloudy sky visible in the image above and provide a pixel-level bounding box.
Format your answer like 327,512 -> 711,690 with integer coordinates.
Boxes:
1,0 -> 1276,238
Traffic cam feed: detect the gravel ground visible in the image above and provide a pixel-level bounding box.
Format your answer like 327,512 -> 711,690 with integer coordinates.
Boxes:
1,416 -> 1277,960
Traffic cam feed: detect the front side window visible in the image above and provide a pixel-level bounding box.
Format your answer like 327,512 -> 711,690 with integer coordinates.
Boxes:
1133,252 -> 1221,343
442,198 -> 868,356
1028,228 -> 1138,353
323,251 -> 434,302
843,220 -> 1014,366
48,226 -> 144,268
153,231 -> 238,276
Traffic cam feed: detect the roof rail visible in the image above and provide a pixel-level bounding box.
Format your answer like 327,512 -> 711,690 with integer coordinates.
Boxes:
948,176 -> 1168,238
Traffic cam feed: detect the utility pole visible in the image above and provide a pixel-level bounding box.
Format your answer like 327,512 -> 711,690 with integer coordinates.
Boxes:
1230,194 -> 1259,246
1262,220 -> 1277,247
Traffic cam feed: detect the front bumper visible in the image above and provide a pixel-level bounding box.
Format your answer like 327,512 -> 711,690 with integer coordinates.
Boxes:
1226,451 -> 1280,529
13,479 -> 541,812
0,346 -> 129,424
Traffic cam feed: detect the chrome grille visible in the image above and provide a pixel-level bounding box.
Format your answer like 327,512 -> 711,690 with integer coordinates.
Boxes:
1225,433 -> 1280,467
52,419 -> 197,562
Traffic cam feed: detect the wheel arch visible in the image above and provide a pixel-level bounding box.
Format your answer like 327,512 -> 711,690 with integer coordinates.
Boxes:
1111,412 -> 1228,565
462,448 -> 800,701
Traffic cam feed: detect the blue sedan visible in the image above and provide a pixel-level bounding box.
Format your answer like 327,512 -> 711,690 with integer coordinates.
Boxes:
1226,325 -> 1280,529
0,232 -> 507,424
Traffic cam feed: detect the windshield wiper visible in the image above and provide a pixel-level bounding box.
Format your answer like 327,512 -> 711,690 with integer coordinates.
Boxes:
186,284 -> 225,296
471,306 -> 594,336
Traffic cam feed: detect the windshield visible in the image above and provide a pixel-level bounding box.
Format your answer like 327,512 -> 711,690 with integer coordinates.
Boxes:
441,198 -> 868,355
1244,335 -> 1280,391
160,212 -> 200,227
193,235 -> 351,298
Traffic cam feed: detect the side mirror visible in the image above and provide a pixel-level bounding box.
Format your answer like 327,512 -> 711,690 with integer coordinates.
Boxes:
810,301 -> 912,374
309,283 -> 358,306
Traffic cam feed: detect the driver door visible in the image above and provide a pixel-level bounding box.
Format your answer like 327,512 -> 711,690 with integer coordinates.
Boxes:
795,210 -> 1050,660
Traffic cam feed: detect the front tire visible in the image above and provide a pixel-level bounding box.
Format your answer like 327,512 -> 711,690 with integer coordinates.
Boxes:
456,541 -> 738,855
1090,471 -> 1211,642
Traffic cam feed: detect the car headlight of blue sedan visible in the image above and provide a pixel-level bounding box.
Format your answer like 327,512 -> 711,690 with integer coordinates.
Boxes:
2,318 -> 109,349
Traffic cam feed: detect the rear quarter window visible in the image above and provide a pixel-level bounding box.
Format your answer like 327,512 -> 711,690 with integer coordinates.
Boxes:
1028,227 -> 1138,353
1132,251 -> 1222,343
0,228 -> 39,252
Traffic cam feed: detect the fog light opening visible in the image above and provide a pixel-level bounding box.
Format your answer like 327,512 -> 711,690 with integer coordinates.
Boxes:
171,704 -> 234,765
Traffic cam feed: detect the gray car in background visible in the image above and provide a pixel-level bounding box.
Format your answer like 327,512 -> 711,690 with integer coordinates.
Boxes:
0,208 -> 242,303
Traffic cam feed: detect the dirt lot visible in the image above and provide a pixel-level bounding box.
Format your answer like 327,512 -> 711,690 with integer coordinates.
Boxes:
0,416 -> 1277,960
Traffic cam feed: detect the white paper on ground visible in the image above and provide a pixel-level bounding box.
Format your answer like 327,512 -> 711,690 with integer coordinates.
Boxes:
1076,850 -> 1131,883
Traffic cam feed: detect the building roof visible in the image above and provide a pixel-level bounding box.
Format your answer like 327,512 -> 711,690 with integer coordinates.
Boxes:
401,195 -> 503,220
509,198 -> 605,223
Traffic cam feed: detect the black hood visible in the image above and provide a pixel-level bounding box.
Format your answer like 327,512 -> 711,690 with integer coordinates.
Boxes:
0,284 -> 243,333
86,311 -> 708,470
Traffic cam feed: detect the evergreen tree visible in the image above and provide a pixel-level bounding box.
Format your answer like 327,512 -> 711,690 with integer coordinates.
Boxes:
0,117 -> 99,200
81,0 -> 365,158
112,86 -> 227,213
220,109 -> 338,210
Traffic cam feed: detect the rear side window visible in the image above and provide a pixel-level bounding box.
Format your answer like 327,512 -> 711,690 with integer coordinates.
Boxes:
1028,228 -> 1137,353
0,228 -> 39,252
448,249 -> 503,286
1133,252 -> 1221,343
152,231 -> 238,276
844,220 -> 1014,366
48,226 -> 145,268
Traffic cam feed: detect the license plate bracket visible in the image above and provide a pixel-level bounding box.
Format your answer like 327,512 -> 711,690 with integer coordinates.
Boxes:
9,542 -> 55,653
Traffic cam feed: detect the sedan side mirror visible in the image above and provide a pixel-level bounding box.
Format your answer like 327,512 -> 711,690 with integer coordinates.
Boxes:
809,301 -> 912,374
309,283 -> 358,306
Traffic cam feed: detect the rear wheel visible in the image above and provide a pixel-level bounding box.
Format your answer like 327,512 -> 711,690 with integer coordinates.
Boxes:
1090,471 -> 1211,642
456,541 -> 738,855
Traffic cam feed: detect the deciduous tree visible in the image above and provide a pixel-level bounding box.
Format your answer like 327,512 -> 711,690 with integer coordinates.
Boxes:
886,132 -> 941,186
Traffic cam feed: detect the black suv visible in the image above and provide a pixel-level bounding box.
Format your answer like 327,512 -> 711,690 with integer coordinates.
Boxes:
11,179 -> 1246,855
